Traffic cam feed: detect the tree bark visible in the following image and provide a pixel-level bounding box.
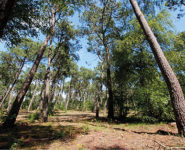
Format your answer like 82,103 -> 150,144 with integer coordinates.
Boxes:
65,79 -> 72,111
96,95 -> 100,119
6,86 -> 15,114
37,80 -> 45,110
0,0 -> 17,37
2,5 -> 56,127
28,82 -> 39,112
104,44 -> 114,119
129,0 -> 185,136
40,40 -> 52,122
103,88 -> 108,116
3,34 -> 50,127
58,79 -> 65,108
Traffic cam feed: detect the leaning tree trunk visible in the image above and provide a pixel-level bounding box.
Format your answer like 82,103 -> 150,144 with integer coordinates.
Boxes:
0,59 -> 25,108
2,6 -> 56,128
129,0 -> 185,136
2,35 -> 50,127
0,0 -> 17,37
28,82 -> 39,112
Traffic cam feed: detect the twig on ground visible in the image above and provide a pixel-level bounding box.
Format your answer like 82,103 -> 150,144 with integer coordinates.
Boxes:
154,140 -> 185,150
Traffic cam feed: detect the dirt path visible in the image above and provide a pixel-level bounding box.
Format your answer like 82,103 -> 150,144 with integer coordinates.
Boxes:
1,111 -> 185,150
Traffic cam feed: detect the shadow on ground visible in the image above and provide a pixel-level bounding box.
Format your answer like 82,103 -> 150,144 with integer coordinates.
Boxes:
114,128 -> 178,136
49,112 -> 95,123
94,146 -> 127,150
0,122 -> 88,149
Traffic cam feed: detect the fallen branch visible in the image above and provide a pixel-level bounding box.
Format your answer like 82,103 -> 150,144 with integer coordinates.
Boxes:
154,140 -> 185,150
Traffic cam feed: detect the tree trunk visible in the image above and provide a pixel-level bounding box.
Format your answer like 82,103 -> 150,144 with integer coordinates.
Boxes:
82,91 -> 88,112
65,79 -> 72,111
0,59 -> 25,108
96,95 -> 100,119
7,86 -> 15,114
129,0 -> 185,136
40,40 -> 52,122
105,45 -> 114,119
103,88 -> 108,116
37,80 -> 45,110
28,82 -> 39,112
0,0 -> 17,37
54,79 -> 65,109
2,6 -> 56,128
58,79 -> 65,108
2,35 -> 50,127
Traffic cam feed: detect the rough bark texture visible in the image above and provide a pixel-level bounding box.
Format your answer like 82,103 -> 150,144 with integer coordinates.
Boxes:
96,96 -> 100,118
105,45 -> 114,119
103,88 -> 108,116
129,0 -> 185,136
28,82 -> 39,112
7,86 -> 15,114
0,0 -> 17,37
40,40 -> 52,122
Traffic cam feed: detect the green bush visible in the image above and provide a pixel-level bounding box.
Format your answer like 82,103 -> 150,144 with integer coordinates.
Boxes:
141,116 -> 158,123
28,113 -> 40,122
0,111 -> 6,122
81,124 -> 90,134
53,129 -> 66,138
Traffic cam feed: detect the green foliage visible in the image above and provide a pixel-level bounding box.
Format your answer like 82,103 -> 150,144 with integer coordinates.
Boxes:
81,124 -> 90,134
28,113 -> 40,122
1,0 -> 41,46
0,111 -> 6,122
111,10 -> 178,122
141,116 -> 158,123
52,129 -> 66,138
84,100 -> 94,111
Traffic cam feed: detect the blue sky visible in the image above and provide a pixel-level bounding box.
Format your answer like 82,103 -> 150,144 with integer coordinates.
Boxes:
72,9 -> 185,70
0,8 -> 184,71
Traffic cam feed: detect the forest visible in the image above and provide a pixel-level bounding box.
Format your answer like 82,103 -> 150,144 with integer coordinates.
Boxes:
0,0 -> 185,149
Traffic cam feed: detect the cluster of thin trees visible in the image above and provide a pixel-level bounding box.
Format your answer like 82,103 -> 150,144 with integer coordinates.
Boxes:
0,0 -> 185,136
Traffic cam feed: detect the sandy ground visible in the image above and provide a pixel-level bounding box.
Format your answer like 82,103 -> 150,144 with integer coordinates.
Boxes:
1,111 -> 185,150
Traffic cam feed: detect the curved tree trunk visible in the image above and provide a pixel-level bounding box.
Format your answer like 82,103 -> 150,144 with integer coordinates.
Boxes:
2,6 -> 56,127
0,0 -> 17,37
3,34 -> 51,127
129,0 -> 185,136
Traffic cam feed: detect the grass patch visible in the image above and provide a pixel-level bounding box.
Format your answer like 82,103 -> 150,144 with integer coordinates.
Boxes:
81,124 -> 90,134
27,112 -> 40,123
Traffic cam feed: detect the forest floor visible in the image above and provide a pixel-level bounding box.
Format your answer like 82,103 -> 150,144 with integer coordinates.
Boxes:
0,111 -> 185,150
